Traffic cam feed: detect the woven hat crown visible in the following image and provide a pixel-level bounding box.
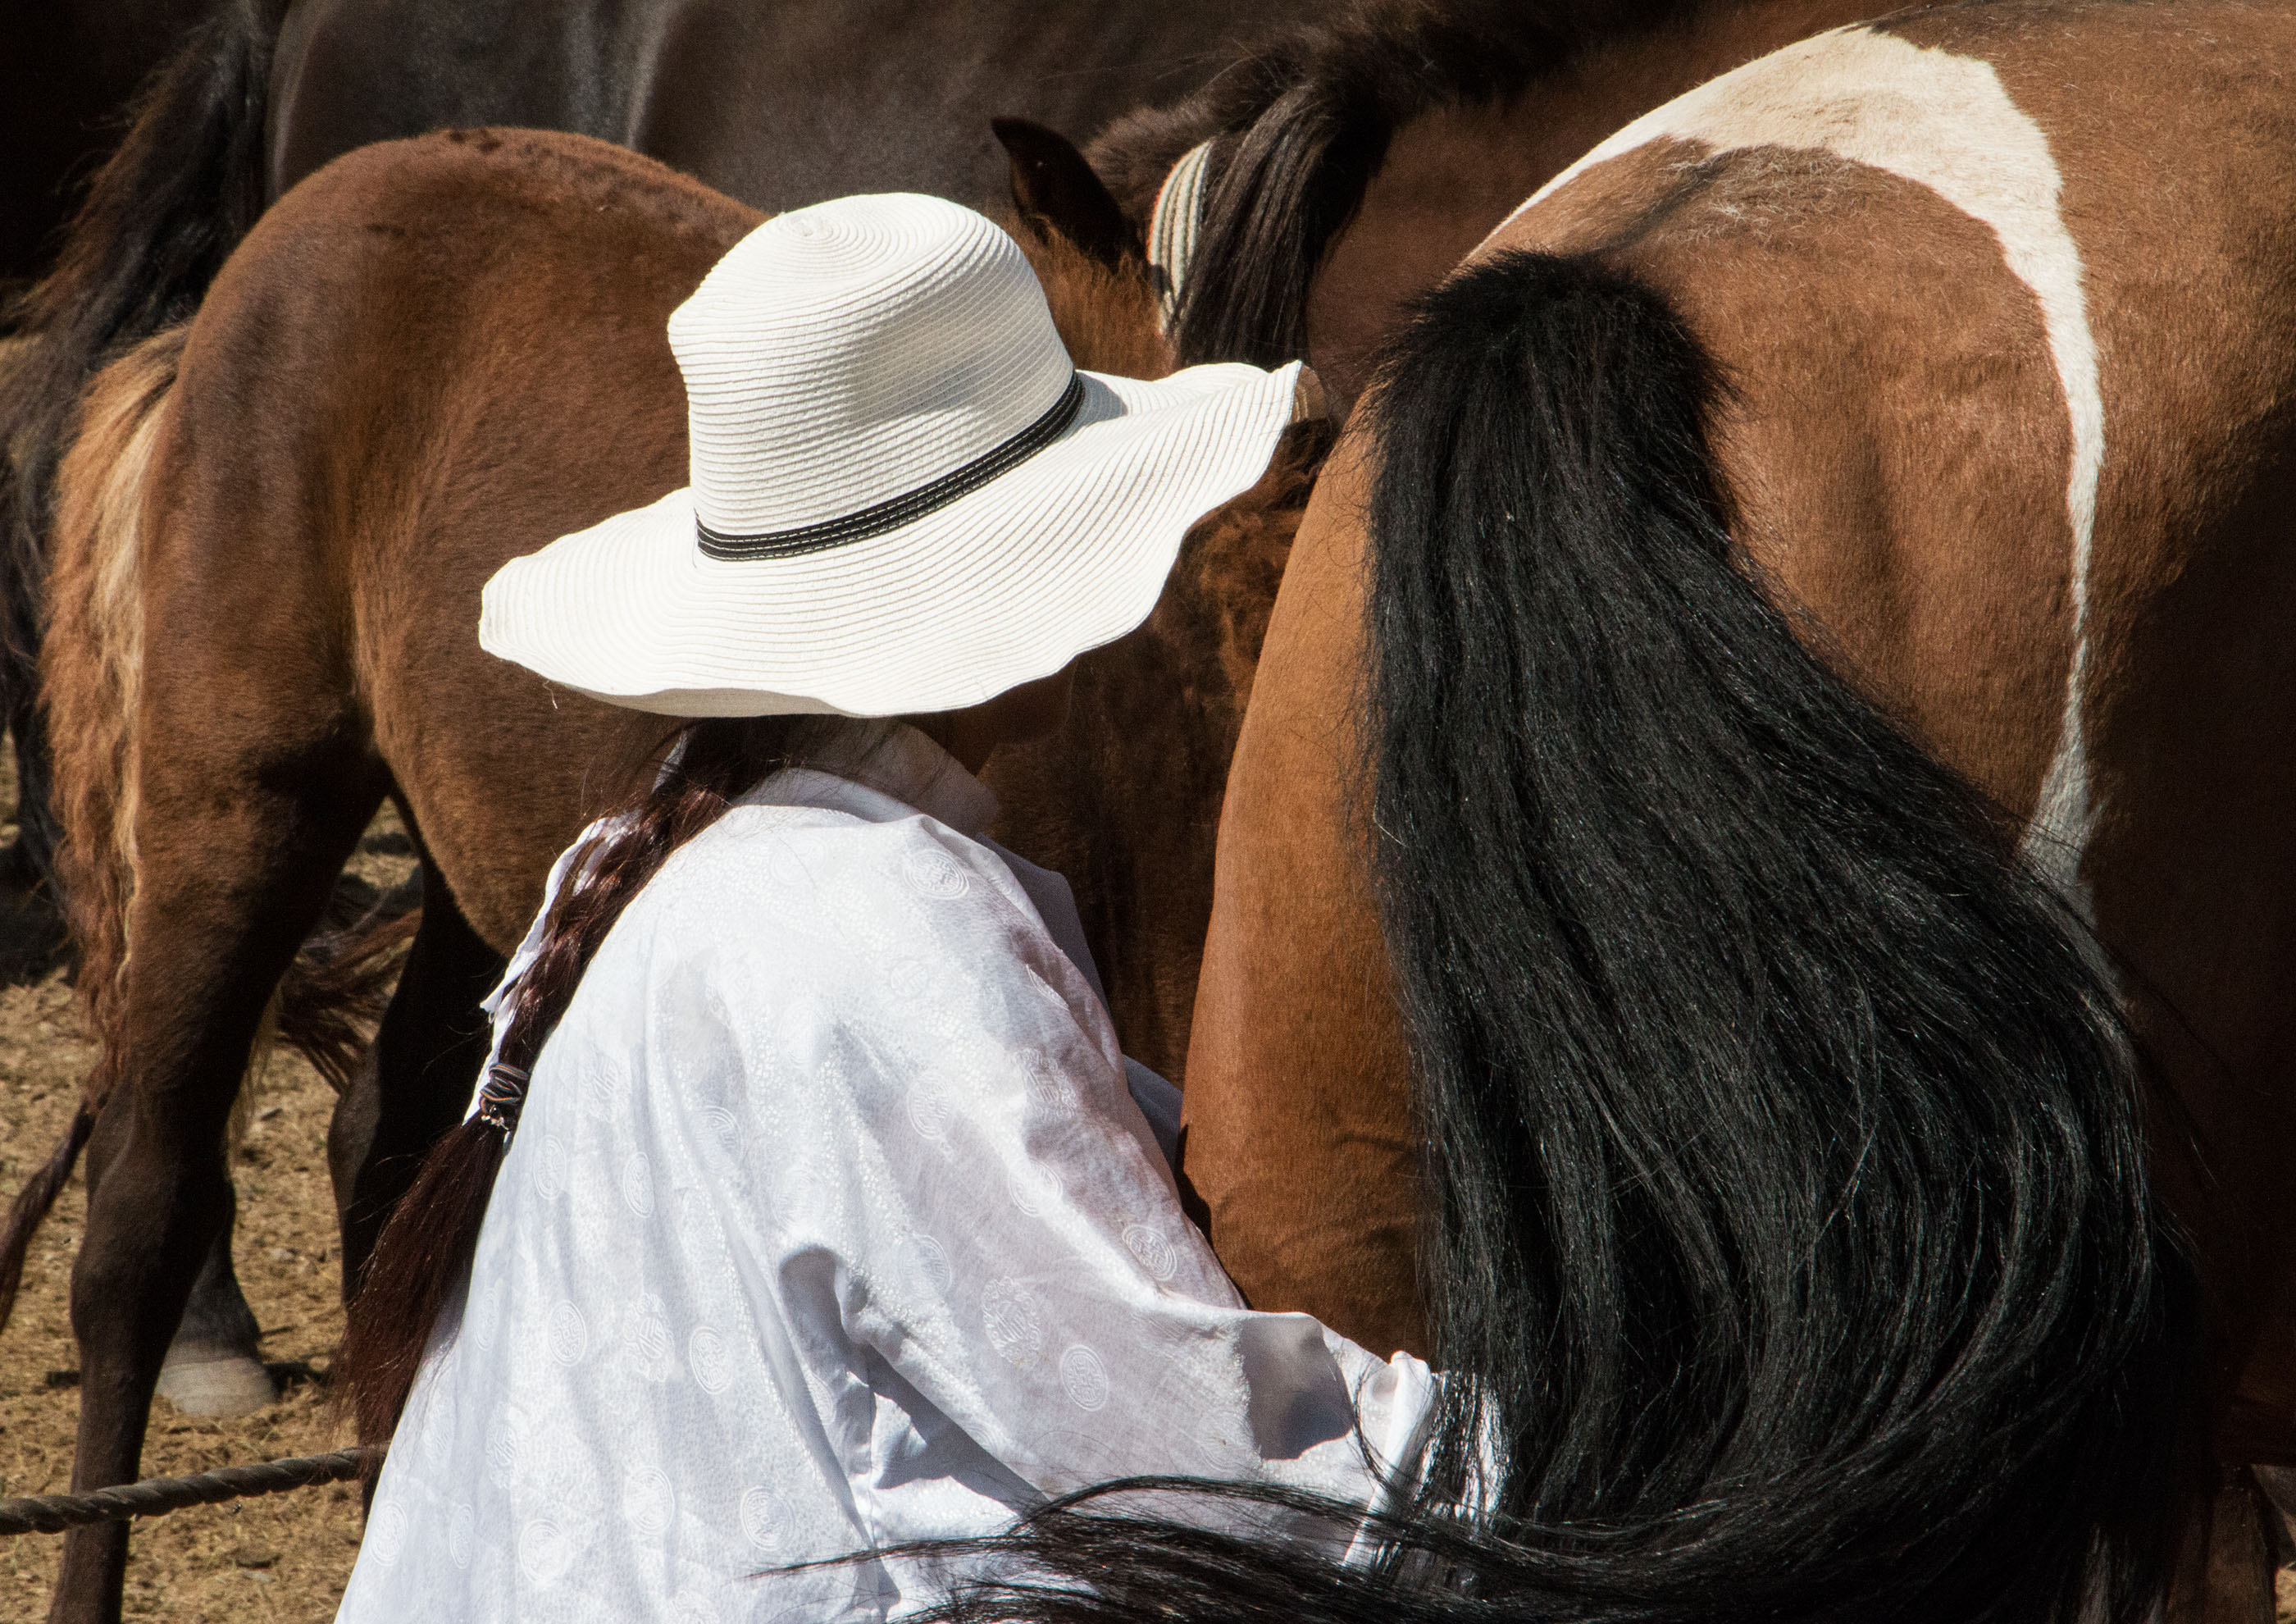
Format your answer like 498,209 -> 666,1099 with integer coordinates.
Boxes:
667,194 -> 1075,540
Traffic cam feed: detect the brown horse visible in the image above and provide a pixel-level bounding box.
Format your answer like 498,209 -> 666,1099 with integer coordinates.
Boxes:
0,0 -> 1324,966
5,0 -> 1920,948
1183,0 -> 2296,1613
0,0 -> 1321,1411
17,125 -> 1323,1624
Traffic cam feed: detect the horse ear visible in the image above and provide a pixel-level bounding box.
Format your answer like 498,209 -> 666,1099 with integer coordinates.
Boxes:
991,116 -> 1144,274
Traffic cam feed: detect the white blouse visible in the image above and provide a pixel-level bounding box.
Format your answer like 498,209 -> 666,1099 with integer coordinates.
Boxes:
335,726 -> 1435,1623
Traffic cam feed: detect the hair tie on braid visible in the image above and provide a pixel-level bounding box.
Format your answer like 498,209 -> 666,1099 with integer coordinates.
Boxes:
474,1063 -> 533,1138
339,714 -> 829,1447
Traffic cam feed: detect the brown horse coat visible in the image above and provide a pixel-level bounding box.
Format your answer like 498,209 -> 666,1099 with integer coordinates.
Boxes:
1302,0 -> 1898,401
1186,0 -> 2296,1477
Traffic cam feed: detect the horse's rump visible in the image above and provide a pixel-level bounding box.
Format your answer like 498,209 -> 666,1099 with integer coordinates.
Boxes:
1514,4 -> 2296,1417
1183,1 -> 2296,1615
194,127 -> 752,936
0,130 -> 745,1332
1197,0 -> 2296,1394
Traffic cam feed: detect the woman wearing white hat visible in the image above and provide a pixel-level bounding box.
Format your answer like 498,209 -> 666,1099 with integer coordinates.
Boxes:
332,193 -> 1433,1622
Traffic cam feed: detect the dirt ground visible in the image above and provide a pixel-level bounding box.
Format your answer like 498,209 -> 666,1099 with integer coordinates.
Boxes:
7,737 -> 2296,1623
0,738 -> 403,1620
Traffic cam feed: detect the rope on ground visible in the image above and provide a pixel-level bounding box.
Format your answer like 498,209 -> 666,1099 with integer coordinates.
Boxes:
0,1446 -> 383,1536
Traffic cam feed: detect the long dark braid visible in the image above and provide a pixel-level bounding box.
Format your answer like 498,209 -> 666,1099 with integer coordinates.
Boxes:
336,715 -> 822,1448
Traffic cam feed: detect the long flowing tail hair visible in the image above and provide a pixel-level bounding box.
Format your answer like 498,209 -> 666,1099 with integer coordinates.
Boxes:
0,0 -> 286,886
1364,249 -> 2190,1619
892,253 -> 2197,1622
0,324 -> 184,1331
0,319 -> 410,1335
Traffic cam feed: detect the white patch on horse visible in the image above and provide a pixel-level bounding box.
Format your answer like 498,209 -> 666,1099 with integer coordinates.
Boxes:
1495,26 -> 2104,910
1148,139 -> 1214,331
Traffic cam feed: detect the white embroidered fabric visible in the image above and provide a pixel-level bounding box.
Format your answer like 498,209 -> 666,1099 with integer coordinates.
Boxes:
335,733 -> 1434,1623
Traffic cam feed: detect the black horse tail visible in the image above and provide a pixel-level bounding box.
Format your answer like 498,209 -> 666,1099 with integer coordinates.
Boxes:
908,252 -> 2198,1624
0,0 -> 288,892
1141,0 -> 1681,372
1365,251 -> 2193,1618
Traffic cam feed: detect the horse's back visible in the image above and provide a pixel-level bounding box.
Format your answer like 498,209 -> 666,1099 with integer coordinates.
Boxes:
1492,0 -> 2296,750
154,130 -> 754,947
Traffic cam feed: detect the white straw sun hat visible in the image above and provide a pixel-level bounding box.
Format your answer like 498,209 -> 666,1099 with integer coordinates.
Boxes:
479,192 -> 1310,717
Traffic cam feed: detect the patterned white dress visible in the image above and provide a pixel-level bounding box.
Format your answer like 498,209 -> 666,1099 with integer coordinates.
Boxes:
335,727 -> 1434,1622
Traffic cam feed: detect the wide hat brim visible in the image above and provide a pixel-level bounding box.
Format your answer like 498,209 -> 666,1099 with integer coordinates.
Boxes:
479,361 -> 1304,717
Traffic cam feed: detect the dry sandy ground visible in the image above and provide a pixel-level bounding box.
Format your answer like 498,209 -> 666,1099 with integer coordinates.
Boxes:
0,739 -> 399,1621
5,738 -> 2296,1622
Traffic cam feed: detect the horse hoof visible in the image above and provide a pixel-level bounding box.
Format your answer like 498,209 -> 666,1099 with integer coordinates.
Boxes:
156,1353 -> 277,1417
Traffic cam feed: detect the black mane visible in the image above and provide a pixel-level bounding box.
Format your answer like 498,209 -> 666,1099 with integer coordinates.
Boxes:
1086,0 -> 1697,369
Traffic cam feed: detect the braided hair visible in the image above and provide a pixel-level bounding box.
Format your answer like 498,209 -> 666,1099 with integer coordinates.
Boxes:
336,714 -> 836,1448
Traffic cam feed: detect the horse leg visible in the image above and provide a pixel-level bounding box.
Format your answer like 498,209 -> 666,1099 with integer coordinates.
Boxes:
151,1204 -> 275,1416
150,865 -> 426,1415
50,761 -> 377,1624
80,1124 -> 276,1423
329,858 -> 504,1298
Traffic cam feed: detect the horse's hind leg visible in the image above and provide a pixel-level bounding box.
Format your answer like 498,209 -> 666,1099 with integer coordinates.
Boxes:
151,1216 -> 273,1416
52,746 -> 381,1624
329,854 -> 505,1297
